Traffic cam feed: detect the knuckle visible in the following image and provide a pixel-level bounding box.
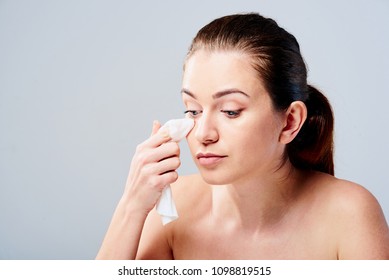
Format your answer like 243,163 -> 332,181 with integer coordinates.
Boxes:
165,141 -> 178,152
141,163 -> 153,175
135,143 -> 144,152
169,171 -> 178,183
172,142 -> 180,155
173,157 -> 181,168
136,152 -> 149,165
148,176 -> 161,189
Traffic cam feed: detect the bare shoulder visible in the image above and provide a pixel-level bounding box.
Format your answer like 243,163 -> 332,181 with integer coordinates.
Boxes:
311,172 -> 389,259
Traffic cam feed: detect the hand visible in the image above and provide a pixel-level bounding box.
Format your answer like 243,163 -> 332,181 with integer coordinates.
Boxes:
123,120 -> 181,217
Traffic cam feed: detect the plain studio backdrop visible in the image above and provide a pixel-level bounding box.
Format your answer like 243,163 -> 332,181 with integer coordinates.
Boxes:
0,0 -> 388,259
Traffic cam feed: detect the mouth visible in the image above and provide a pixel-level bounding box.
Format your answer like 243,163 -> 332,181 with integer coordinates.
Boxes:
196,153 -> 227,166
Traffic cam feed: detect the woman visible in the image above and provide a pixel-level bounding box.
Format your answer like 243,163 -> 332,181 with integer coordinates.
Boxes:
96,13 -> 389,259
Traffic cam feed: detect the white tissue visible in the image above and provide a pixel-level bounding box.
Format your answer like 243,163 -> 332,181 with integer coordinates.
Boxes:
156,118 -> 194,225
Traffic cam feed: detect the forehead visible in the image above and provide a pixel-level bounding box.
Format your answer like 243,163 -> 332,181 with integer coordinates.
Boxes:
182,50 -> 264,95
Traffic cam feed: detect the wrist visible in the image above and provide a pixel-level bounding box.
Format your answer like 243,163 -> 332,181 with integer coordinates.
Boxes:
117,195 -> 149,224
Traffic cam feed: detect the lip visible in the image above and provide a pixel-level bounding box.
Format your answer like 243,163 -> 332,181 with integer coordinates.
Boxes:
196,153 -> 227,166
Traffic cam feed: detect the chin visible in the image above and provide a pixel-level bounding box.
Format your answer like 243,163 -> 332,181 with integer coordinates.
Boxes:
197,167 -> 237,185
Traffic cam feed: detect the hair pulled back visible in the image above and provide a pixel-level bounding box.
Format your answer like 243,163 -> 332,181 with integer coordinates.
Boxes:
187,13 -> 334,175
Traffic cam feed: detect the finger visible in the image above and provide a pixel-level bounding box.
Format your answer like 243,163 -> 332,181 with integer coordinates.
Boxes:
136,141 -> 180,166
157,171 -> 179,190
151,120 -> 161,136
158,140 -> 180,157
140,126 -> 172,150
153,156 -> 181,175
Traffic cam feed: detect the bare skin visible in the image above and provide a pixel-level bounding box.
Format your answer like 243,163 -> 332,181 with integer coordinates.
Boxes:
138,172 -> 389,259
96,50 -> 389,260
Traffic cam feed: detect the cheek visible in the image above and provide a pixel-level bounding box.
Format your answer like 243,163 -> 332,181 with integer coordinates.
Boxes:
237,118 -> 281,156
185,129 -> 197,153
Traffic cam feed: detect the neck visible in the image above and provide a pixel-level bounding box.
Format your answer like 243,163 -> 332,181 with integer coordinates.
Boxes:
210,162 -> 307,231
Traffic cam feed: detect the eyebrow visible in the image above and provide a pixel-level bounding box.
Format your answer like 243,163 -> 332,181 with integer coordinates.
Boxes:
181,88 -> 250,99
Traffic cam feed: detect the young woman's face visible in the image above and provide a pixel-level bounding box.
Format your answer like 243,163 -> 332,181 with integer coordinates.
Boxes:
182,50 -> 285,185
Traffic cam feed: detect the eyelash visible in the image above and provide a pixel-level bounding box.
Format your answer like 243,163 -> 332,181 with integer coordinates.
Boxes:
184,110 -> 200,118
184,109 -> 242,118
221,110 -> 242,118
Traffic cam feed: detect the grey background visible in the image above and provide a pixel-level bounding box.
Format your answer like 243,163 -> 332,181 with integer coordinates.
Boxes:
1,0 -> 388,259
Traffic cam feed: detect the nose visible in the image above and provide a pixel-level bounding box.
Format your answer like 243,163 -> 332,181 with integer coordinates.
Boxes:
194,112 -> 219,145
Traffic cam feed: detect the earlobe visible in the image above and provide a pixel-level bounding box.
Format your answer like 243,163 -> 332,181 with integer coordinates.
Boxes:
279,101 -> 307,144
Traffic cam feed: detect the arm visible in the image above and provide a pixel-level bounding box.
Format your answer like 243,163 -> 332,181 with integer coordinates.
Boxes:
136,208 -> 174,259
96,121 -> 180,259
95,197 -> 148,259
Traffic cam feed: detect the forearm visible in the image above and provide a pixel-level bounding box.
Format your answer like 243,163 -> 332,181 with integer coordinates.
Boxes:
96,198 -> 148,260
96,121 -> 180,259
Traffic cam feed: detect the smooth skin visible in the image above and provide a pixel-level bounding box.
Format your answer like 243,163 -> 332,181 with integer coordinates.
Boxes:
97,50 -> 389,259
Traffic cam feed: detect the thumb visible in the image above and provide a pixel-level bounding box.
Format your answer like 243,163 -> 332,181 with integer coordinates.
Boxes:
151,120 -> 161,136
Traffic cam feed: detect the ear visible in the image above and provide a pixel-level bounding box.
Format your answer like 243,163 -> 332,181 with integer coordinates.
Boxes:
279,101 -> 307,144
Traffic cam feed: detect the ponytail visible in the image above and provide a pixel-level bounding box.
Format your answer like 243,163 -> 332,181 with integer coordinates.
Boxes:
287,85 -> 334,175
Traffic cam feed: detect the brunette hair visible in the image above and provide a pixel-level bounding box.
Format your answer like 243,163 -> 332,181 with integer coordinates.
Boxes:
186,13 -> 334,175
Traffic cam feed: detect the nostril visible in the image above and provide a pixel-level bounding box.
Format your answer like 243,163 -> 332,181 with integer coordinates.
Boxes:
192,114 -> 219,144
